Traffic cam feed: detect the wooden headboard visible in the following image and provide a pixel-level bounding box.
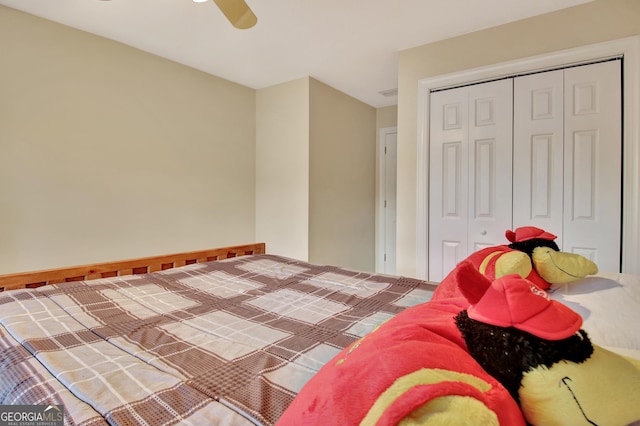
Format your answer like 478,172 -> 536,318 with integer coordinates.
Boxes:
0,243 -> 266,292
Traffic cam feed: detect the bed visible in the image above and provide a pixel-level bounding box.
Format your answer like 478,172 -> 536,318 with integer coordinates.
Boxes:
1,243 -> 638,425
0,243 -> 437,425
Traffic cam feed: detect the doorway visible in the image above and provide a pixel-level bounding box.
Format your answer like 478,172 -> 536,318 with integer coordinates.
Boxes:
377,127 -> 397,274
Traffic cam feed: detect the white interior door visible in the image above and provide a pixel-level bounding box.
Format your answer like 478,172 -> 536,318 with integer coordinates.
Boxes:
513,69 -> 565,247
513,61 -> 621,271
377,127 -> 397,274
563,61 -> 621,272
383,130 -> 397,274
429,61 -> 621,281
429,86 -> 469,281
429,79 -> 513,281
466,80 -> 514,254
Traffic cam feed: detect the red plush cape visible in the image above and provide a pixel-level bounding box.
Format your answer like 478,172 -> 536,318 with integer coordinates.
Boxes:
277,266 -> 526,425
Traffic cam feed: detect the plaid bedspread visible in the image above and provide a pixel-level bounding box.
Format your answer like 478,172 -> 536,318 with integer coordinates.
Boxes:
0,254 -> 436,425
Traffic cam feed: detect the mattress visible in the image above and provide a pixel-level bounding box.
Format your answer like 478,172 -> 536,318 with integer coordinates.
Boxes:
0,254 -> 435,425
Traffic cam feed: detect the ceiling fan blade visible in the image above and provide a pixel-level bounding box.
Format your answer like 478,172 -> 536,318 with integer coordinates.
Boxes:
213,0 -> 257,29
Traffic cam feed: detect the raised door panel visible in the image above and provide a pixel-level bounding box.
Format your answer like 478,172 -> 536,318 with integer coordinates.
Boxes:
563,61 -> 621,272
467,80 -> 513,254
429,87 -> 469,281
513,70 -> 565,247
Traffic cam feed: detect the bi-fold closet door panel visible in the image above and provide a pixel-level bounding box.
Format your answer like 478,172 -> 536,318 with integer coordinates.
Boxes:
513,70 -> 565,247
428,79 -> 513,281
429,60 -> 621,282
513,60 -> 621,272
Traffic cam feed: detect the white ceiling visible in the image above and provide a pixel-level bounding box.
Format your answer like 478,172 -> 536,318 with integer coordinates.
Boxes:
1,0 -> 593,107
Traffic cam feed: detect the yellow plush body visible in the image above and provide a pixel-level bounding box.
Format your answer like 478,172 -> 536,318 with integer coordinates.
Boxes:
520,346 -> 640,426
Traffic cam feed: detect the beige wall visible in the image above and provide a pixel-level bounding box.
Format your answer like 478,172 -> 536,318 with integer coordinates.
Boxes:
256,78 -> 376,271
396,0 -> 640,277
309,79 -> 376,271
0,6 -> 380,275
255,78 -> 310,260
0,6 -> 257,274
376,105 -> 397,130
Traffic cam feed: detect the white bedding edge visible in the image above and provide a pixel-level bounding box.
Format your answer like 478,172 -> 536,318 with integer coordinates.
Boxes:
550,272 -> 640,351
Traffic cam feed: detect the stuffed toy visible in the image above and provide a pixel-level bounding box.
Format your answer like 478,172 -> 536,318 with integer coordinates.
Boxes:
455,266 -> 640,426
277,261 -> 527,426
464,226 -> 598,290
277,259 -> 640,426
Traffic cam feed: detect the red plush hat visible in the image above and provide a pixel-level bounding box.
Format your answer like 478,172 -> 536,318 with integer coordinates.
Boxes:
505,226 -> 557,243
467,274 -> 582,340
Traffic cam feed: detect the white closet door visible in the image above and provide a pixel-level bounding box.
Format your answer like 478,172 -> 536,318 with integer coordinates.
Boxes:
429,61 -> 621,281
563,61 -> 621,272
466,80 -> 513,255
429,79 -> 513,281
513,70 -> 565,247
429,86 -> 469,281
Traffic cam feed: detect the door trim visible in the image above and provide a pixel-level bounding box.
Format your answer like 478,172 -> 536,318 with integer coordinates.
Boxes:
376,126 -> 397,273
416,35 -> 640,279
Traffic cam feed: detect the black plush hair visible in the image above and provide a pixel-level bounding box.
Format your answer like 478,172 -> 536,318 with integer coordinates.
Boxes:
507,238 -> 560,257
455,310 -> 593,403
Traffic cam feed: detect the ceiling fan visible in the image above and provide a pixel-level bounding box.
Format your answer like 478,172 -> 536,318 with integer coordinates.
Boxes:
195,0 -> 257,29
99,0 -> 257,30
